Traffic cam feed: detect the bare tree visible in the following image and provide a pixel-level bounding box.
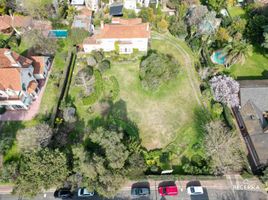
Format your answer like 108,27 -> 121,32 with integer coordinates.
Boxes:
210,75 -> 240,107
204,121 -> 245,175
16,123 -> 53,150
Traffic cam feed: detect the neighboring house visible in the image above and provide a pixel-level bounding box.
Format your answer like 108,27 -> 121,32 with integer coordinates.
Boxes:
0,15 -> 52,36
0,49 -> 51,110
110,0 -> 152,8
83,18 -> 150,54
72,8 -> 94,32
0,15 -> 32,34
110,3 -> 124,16
70,0 -> 99,11
234,80 -> 268,172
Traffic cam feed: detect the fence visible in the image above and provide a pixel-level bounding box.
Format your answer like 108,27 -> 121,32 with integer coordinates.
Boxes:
50,48 -> 77,126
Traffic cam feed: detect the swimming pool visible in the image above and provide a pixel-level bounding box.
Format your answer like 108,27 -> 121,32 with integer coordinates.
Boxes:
48,30 -> 68,38
211,50 -> 227,65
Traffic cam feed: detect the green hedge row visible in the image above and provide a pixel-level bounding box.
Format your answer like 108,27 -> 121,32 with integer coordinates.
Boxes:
82,70 -> 103,105
110,76 -> 120,100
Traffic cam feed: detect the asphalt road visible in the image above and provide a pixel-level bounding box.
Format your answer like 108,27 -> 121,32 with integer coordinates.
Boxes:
0,188 -> 267,200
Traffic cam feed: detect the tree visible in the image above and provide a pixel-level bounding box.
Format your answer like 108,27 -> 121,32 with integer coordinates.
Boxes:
13,149 -> 69,197
69,28 -> 90,45
16,124 -> 53,150
246,15 -> 268,45
139,7 -> 155,23
156,18 -> 168,33
229,17 -> 247,36
168,16 -> 188,38
74,67 -> 94,95
22,29 -> 58,54
186,5 -> 208,27
66,5 -> 78,25
262,25 -> 268,49
0,0 -> 6,14
87,127 -> 129,169
204,120 -> 245,175
206,0 -> 226,12
122,8 -> 137,19
210,75 -> 240,107
20,0 -> 53,19
223,40 -> 253,65
140,51 -> 180,90
215,27 -> 230,44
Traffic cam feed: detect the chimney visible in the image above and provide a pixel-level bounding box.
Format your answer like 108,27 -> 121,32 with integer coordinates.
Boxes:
100,21 -> 104,29
4,50 -> 21,67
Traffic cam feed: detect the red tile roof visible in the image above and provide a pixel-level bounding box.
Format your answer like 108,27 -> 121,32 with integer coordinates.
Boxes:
0,48 -> 32,68
30,56 -> 45,74
0,68 -> 21,91
84,18 -> 150,44
0,15 -> 32,31
27,80 -> 38,94
111,18 -> 142,25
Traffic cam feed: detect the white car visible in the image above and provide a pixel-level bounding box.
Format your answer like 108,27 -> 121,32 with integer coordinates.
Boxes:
186,186 -> 204,195
78,187 -> 94,197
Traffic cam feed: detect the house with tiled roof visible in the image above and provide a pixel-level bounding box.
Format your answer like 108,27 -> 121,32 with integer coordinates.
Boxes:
0,49 -> 51,110
70,0 -> 99,11
233,80 -> 268,172
72,8 -> 93,32
83,18 -> 150,54
0,15 -> 32,34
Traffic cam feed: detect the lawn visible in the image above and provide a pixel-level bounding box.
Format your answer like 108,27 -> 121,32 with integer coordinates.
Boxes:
69,34 -> 204,168
225,50 -> 268,79
228,6 -> 246,18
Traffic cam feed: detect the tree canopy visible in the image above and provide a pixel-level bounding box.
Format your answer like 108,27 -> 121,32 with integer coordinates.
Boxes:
14,148 -> 69,197
139,51 -> 180,91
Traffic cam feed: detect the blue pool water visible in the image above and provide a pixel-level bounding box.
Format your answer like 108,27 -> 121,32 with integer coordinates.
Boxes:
211,51 -> 227,65
48,30 -> 68,38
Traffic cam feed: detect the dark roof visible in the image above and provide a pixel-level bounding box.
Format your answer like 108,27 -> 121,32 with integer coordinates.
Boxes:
240,100 -> 268,166
109,3 -> 123,16
239,80 -> 268,112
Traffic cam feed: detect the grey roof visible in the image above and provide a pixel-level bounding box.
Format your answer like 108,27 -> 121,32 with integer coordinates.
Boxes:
240,100 -> 268,165
109,3 -> 123,16
239,80 -> 268,112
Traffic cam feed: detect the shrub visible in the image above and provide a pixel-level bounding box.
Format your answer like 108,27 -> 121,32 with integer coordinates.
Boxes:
211,102 -> 223,119
82,70 -> 103,105
139,51 -> 180,91
110,76 -> 120,100
97,60 -> 110,73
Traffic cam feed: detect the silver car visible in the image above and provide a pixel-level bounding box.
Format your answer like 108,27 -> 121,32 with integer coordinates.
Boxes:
78,187 -> 94,197
186,186 -> 204,195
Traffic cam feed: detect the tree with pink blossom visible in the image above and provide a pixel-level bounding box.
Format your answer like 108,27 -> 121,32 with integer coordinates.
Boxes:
210,75 -> 240,107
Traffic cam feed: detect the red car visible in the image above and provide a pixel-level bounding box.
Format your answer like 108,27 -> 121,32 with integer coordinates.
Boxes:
158,185 -> 178,196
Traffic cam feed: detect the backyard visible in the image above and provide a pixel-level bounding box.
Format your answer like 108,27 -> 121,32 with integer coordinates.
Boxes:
68,33 -> 205,169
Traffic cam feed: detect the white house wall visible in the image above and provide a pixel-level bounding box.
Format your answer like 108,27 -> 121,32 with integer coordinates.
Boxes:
21,65 -> 36,91
83,38 -> 148,53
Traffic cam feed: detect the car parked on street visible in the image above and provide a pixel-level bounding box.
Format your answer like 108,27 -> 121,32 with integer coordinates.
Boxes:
54,188 -> 72,199
131,187 -> 150,197
78,187 -> 94,197
158,185 -> 178,196
187,186 -> 204,195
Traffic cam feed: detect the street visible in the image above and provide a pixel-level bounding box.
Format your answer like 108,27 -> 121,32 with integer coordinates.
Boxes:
0,176 -> 267,200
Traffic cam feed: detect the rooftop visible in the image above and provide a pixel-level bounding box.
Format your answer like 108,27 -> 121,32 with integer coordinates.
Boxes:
0,15 -> 32,31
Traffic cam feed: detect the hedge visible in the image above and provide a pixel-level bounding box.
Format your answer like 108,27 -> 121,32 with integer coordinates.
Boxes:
82,70 -> 103,105
110,76 -> 120,100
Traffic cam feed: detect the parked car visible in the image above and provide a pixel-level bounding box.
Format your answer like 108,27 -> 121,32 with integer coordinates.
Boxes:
158,185 -> 178,196
78,187 -> 94,197
187,186 -> 204,195
131,187 -> 150,196
54,188 -> 72,199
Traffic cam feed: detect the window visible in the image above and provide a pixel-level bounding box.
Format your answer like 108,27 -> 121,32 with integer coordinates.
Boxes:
13,105 -> 24,109
28,72 -> 32,77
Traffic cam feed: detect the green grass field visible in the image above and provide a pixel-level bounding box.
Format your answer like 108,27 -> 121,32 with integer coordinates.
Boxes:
69,34 -> 205,167
225,50 -> 268,79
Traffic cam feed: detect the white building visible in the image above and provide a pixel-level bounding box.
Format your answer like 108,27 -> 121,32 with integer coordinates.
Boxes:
0,49 -> 51,110
70,0 -> 99,11
83,18 -> 150,54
